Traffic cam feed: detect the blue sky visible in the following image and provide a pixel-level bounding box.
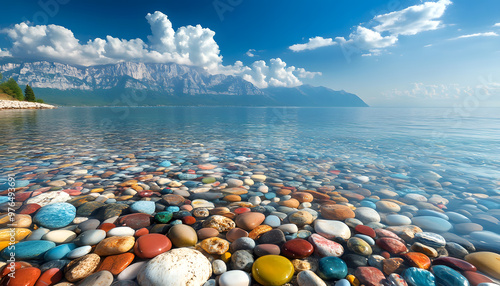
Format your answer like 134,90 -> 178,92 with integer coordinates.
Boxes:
0,0 -> 499,106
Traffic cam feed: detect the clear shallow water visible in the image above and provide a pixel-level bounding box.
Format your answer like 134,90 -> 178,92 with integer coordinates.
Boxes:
1,107 -> 500,179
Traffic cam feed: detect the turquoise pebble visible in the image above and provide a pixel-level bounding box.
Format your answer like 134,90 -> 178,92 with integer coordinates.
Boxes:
360,200 -> 377,209
130,201 -> 156,215
318,256 -> 348,280
264,193 -> 276,199
34,203 -> 76,229
417,210 -> 449,220
159,160 -> 172,167
66,245 -> 92,259
297,230 -> 312,239
171,219 -> 182,225
1,240 -> 56,260
44,243 -> 76,261
161,188 -> 173,194
404,267 -> 435,286
431,265 -> 469,286
15,180 -> 30,188
166,206 -> 180,212
0,197 -> 9,204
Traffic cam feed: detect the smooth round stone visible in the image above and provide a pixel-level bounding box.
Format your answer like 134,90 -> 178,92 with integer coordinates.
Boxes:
376,201 -> 401,213
355,225 -> 376,239
463,271 -> 496,286
354,234 -> 375,246
414,232 -> 446,248
412,216 -> 452,233
34,203 -> 76,229
417,209 -> 449,220
360,200 -> 377,209
192,199 -> 215,209
402,252 -> 431,269
197,228 -> 220,240
117,261 -> 147,281
66,245 -> 92,259
385,214 -> 412,226
200,237 -> 230,255
252,255 -> 294,286
44,243 -> 76,261
77,229 -> 106,246
297,270 -> 327,286
308,233 -> 344,257
254,244 -> 281,257
2,267 -> 41,286
343,254 -> 368,268
314,219 -> 351,240
42,230 -> 77,244
282,239 -> 314,259
1,240 -> 55,260
235,212 -> 266,231
78,219 -> 101,232
278,224 -> 298,234
78,270 -> 113,286
376,237 -> 408,254
431,265 -> 469,286
94,236 -> 135,256
404,267 -> 435,286
231,237 -> 256,252
36,267 -> 63,286
167,224 -> 198,247
130,201 -> 155,215
318,256 -> 348,280
465,252 -> 500,280
227,179 -> 244,188
231,250 -> 254,272
25,228 -> 50,241
219,270 -> 250,286
137,248 -> 211,286
347,237 -> 372,256
433,257 -> 476,272
212,259 -> 227,275
96,252 -> 135,276
334,279 -> 350,286
319,204 -> 355,220
263,215 -> 281,227
446,212 -> 471,223
455,223 -> 483,234
468,231 -> 500,252
288,211 -> 314,227
107,226 -> 135,237
355,207 -> 381,224
116,213 -> 152,229
134,233 -> 172,259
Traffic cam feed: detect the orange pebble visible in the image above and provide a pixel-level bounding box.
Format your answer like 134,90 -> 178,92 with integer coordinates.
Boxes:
95,253 -> 135,275
34,268 -> 63,286
135,227 -> 149,237
98,223 -> 116,232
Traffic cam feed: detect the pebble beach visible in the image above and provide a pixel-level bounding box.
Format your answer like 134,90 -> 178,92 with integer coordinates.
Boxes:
0,107 -> 499,286
0,100 -> 56,110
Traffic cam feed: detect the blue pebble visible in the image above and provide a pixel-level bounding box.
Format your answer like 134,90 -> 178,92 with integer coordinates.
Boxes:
34,203 -> 76,229
417,209 -> 449,220
130,201 -> 156,215
354,234 -> 375,246
159,160 -> 172,167
360,200 -> 377,209
318,256 -> 348,280
0,197 -> 10,204
171,219 -> 182,225
264,193 -> 276,200
178,173 -> 198,180
263,215 -> 281,227
183,181 -> 200,188
166,206 -> 180,212
412,216 -> 452,233
432,265 -> 469,286
44,243 -> 76,261
161,188 -> 173,195
404,267 -> 435,286
1,240 -> 56,260
285,233 -> 298,240
414,232 -> 446,248
335,279 -> 351,286
15,180 -> 30,188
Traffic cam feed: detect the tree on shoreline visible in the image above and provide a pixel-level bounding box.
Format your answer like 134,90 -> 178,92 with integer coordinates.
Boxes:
24,85 -> 36,102
0,78 -> 23,100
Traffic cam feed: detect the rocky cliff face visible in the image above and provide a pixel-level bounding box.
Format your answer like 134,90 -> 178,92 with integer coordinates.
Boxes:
0,61 -> 263,95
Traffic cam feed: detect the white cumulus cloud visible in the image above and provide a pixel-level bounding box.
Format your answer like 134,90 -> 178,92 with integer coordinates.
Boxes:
289,0 -> 451,56
0,11 -> 320,88
246,49 -> 256,57
494,23 -> 500,27
289,36 -> 336,52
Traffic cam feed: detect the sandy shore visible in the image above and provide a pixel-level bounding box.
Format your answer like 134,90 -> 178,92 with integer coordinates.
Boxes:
0,99 -> 56,109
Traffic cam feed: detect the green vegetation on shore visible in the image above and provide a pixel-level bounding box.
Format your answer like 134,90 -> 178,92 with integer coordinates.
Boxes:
0,72 -> 44,103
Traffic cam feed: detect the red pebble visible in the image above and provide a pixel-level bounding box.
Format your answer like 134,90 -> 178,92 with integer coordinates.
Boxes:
18,204 -> 41,215
34,268 -> 63,286
135,228 -> 149,237
234,207 -> 251,215
463,271 -> 495,286
355,225 -> 376,239
63,189 -> 82,196
381,251 -> 391,259
355,267 -> 386,286
98,223 -> 116,232
432,257 -> 477,272
138,191 -> 153,197
182,216 -> 196,225
14,192 -> 32,202
2,267 -> 41,286
281,239 -> 314,259
376,237 -> 408,255
134,233 -> 172,259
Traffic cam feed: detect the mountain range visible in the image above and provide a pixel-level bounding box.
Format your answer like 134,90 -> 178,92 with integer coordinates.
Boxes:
0,60 -> 368,107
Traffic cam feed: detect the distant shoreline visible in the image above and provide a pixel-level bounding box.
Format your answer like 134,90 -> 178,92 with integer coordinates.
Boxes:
0,99 -> 56,110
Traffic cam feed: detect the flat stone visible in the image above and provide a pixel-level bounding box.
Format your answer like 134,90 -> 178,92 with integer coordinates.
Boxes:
254,244 -> 281,257
412,216 -> 452,233
107,226 -> 135,237
463,271 -> 496,286
314,219 -> 351,240
235,212 -> 265,231
64,253 -> 101,282
376,237 -> 408,254
2,267 -> 41,286
34,203 -> 76,229
137,248 -> 211,286
130,201 -> 155,215
257,229 -> 286,246
197,228 -> 220,240
355,207 -> 381,224
431,265 -> 469,286
465,252 -> 500,280
354,267 -> 385,286
77,201 -> 105,216
282,238 -> 314,259
67,246 -> 92,259
230,237 -> 256,252
382,258 -> 406,275
433,256 -> 476,272
308,233 -> 344,257
320,204 -> 355,220
252,255 -> 294,285
385,214 -> 412,226
36,268 -> 63,286
116,213 -> 152,229
219,270 -> 251,286
95,253 -> 135,275
43,230 -> 77,244
44,243 -> 77,261
411,242 -> 438,258
1,240 -> 55,260
226,228 -> 249,242
288,211 -> 314,227
376,201 -> 401,213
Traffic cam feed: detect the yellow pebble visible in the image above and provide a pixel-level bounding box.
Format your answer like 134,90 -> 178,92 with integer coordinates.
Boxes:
221,252 -> 231,263
91,188 -> 104,193
347,274 -> 360,286
0,241 -> 16,251
0,228 -> 31,241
